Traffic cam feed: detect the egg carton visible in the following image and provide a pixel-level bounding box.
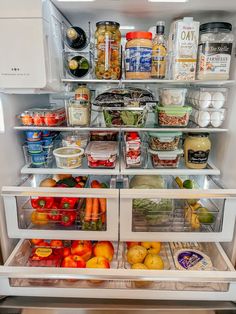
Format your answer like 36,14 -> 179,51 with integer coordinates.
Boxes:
187,88 -> 228,110
191,107 -> 226,128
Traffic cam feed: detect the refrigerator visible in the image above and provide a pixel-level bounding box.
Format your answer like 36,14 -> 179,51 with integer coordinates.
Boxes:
1,0 -> 236,310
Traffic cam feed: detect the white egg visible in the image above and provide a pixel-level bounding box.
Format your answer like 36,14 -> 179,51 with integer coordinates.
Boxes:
199,92 -> 211,109
211,111 -> 223,127
212,92 -> 225,109
194,111 -> 199,124
198,111 -> 210,127
193,91 -> 200,107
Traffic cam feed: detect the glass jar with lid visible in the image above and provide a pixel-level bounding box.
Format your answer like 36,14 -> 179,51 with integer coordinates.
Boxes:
125,31 -> 152,79
95,21 -> 121,80
67,98 -> 91,127
184,133 -> 211,169
197,22 -> 234,80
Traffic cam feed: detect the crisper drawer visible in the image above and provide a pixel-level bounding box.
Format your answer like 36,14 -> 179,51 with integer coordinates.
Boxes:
2,175 -> 119,240
120,176 -> 236,242
0,239 -> 236,301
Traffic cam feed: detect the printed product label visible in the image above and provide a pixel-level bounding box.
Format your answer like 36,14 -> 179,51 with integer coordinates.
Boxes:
188,149 -> 210,164
198,42 -> 232,75
35,248 -> 52,258
151,45 -> 167,77
177,251 -> 204,270
126,47 -> 152,72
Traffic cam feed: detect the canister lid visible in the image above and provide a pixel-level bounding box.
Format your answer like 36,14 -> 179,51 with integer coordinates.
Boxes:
200,22 -> 232,33
126,31 -> 152,40
188,133 -> 209,137
96,21 -> 120,27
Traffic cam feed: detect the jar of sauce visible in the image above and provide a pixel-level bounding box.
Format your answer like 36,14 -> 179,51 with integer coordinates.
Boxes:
125,31 -> 152,79
74,84 -> 91,101
184,133 -> 211,169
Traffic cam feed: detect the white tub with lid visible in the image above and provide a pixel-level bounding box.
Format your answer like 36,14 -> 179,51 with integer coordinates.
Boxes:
53,147 -> 84,169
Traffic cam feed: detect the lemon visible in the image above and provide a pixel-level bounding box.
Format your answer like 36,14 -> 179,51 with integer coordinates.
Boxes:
131,263 -> 148,270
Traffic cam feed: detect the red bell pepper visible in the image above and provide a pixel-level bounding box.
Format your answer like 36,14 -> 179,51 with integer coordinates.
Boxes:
60,210 -> 77,227
47,206 -> 61,222
60,197 -> 78,209
31,197 -> 54,210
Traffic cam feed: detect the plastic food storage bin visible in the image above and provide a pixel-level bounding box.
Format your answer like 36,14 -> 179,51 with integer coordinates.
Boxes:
85,141 -> 118,168
53,147 -> 84,169
156,106 -> 192,127
191,108 -> 226,128
62,132 -> 89,149
103,107 -> 147,127
187,88 -> 228,110
19,108 -> 66,127
159,88 -> 187,107
148,132 -> 182,151
149,148 -> 183,168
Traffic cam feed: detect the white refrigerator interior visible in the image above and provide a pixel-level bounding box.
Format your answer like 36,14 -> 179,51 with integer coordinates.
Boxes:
0,0 -> 236,305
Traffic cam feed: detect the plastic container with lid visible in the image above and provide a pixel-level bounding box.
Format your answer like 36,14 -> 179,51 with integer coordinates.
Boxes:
85,141 -> 118,168
90,131 -> 119,141
103,107 -> 147,127
159,88 -> 187,107
191,107 -> 226,128
148,132 -> 182,151
197,22 -> 234,80
95,21 -> 121,80
187,88 -> 228,109
184,133 -> 211,169
125,31 -> 152,79
53,147 -> 84,169
149,148 -> 183,168
156,106 -> 192,127
62,132 -> 89,148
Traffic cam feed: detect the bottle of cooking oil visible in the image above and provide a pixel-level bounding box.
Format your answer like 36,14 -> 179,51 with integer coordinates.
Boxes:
151,21 -> 167,79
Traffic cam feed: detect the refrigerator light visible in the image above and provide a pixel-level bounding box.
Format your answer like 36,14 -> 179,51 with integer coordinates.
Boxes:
149,0 -> 188,2
120,26 -> 135,30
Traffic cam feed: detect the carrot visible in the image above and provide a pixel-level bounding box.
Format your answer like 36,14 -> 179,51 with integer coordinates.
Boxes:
92,198 -> 99,221
84,198 -> 93,222
91,180 -> 102,188
101,213 -> 106,224
99,198 -> 106,214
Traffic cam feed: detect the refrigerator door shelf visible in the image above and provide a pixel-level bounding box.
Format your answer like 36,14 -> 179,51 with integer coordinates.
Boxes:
2,184 -> 119,241
0,240 -> 236,301
120,182 -> 236,242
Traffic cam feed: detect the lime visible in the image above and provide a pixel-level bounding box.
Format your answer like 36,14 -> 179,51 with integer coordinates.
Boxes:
68,60 -> 78,70
197,207 -> 214,224
183,179 -> 194,189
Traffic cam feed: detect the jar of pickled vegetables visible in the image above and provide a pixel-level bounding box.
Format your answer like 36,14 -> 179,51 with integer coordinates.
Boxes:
95,21 -> 121,80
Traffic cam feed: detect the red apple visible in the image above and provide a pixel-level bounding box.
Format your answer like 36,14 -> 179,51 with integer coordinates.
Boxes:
93,241 -> 114,262
126,242 -> 141,249
49,240 -> 63,248
61,255 -> 86,268
62,247 -> 71,258
71,240 -> 93,261
86,256 -> 110,269
31,239 -> 43,245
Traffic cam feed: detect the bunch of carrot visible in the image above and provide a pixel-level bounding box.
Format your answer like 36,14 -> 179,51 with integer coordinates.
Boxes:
84,180 -> 107,224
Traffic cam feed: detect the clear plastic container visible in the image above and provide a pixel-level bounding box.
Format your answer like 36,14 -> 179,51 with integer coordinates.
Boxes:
148,132 -> 182,151
149,148 -> 183,168
62,132 -> 89,149
53,147 -> 84,169
103,107 -> 147,127
197,22 -> 234,80
159,88 -> 187,107
187,88 -> 228,109
19,107 -> 66,127
85,141 -> 118,168
157,106 -> 192,127
191,108 -> 226,128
